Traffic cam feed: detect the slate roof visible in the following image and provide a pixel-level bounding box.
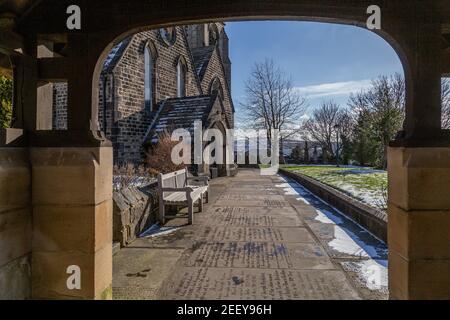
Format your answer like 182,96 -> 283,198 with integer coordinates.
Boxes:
102,37 -> 132,73
144,94 -> 218,144
190,46 -> 215,80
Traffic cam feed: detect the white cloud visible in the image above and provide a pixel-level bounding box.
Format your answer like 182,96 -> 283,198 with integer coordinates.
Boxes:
295,79 -> 372,99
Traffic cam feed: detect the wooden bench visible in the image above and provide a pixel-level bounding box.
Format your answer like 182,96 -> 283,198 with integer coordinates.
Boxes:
157,169 -> 209,224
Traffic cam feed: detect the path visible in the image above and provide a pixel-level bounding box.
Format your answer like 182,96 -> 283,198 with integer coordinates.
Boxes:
113,169 -> 388,300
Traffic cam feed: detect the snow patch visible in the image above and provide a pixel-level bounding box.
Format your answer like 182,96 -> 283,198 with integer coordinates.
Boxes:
341,259 -> 388,293
328,227 -> 369,258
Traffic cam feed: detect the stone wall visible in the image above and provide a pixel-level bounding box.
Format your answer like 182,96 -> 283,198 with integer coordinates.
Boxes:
0,148 -> 31,300
200,47 -> 234,128
113,183 -> 158,247
280,168 -> 387,242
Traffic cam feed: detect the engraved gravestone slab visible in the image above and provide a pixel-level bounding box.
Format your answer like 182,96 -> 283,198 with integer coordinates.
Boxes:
197,226 -> 316,243
183,242 -> 335,270
197,207 -> 303,227
214,199 -> 291,207
229,180 -> 273,185
211,206 -> 299,215
226,184 -> 277,189
217,194 -> 285,201
160,267 -> 361,300
225,188 -> 282,195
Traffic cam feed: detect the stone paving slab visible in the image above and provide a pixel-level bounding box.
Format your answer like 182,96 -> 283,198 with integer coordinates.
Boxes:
113,248 -> 184,300
214,199 -> 292,207
158,267 -> 361,300
195,226 -> 317,243
217,194 -> 286,201
182,242 -> 335,270
197,207 -> 303,227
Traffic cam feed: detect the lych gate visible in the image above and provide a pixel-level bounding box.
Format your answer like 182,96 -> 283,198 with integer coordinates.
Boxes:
0,0 -> 449,299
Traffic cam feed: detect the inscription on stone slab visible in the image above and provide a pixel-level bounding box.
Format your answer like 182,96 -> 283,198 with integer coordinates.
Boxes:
217,194 -> 285,201
198,207 -> 302,227
214,199 -> 291,207
197,226 -> 316,243
184,242 -> 334,270
160,267 -> 361,300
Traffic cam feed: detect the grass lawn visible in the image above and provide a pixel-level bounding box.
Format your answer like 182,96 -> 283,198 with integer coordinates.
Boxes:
281,165 -> 388,210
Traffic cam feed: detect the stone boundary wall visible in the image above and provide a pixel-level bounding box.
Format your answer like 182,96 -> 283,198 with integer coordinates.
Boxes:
113,182 -> 158,247
279,168 -> 387,243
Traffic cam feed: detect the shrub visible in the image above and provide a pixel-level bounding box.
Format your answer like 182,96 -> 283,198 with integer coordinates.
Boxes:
146,131 -> 187,176
0,76 -> 13,129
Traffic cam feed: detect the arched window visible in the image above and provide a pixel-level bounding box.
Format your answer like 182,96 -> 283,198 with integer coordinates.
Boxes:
176,57 -> 187,97
144,42 -> 157,111
209,77 -> 224,99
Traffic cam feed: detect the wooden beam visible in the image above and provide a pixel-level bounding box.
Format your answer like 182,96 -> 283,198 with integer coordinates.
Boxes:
38,57 -> 68,81
0,30 -> 24,54
443,49 -> 450,77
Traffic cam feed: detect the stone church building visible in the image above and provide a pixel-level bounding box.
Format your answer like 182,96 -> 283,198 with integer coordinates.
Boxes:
53,23 -> 234,165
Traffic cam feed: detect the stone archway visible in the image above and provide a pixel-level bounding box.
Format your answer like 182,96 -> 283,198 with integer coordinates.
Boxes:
1,0 -> 449,300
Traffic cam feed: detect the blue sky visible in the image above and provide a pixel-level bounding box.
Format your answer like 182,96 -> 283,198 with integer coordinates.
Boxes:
225,21 -> 403,122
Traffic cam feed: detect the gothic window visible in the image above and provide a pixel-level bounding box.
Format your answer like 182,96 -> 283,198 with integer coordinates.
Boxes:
144,41 -> 157,111
159,27 -> 176,46
209,77 -> 224,99
177,57 -> 187,97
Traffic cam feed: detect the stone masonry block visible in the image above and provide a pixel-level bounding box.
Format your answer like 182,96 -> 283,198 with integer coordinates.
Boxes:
0,208 -> 32,267
31,147 -> 112,206
0,148 -> 30,213
388,203 -> 450,260
389,250 -> 450,300
388,147 -> 450,211
33,200 -> 112,254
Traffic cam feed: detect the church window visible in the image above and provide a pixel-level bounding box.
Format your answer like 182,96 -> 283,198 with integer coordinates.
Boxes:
144,42 -> 157,111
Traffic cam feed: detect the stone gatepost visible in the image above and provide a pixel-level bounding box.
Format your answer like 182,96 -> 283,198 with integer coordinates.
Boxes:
0,147 -> 32,299
388,147 -> 450,299
30,146 -> 113,299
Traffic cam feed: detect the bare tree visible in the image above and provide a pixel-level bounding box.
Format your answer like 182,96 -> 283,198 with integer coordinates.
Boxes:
303,101 -> 349,160
240,59 -> 307,140
442,78 -> 450,129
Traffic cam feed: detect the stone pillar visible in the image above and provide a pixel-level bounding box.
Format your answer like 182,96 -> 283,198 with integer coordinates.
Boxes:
31,146 -> 113,299
0,148 -> 32,299
36,43 -> 55,130
388,147 -> 450,299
